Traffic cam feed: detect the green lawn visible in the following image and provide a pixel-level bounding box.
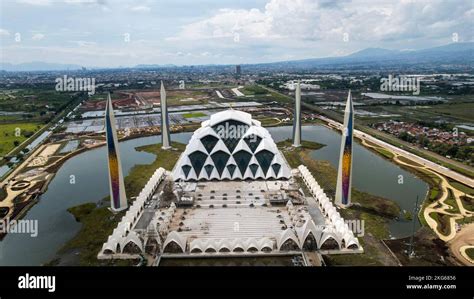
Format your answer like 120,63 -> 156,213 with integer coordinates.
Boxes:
369,146 -> 395,160
460,196 -> 474,212
427,103 -> 474,122
0,89 -> 75,116
448,180 -> 474,196
444,188 -> 460,213
125,142 -> 185,197
182,112 -> 207,119
166,90 -> 209,106
466,247 -> 474,260
398,156 -> 424,167
277,139 -> 325,150
0,122 -> 42,156
429,212 -> 451,236
240,85 -> 269,96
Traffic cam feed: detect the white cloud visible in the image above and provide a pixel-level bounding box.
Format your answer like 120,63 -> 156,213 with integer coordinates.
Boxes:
131,5 -> 151,12
70,40 -> 97,47
171,0 -> 474,44
17,0 -> 106,5
17,0 -> 52,5
64,0 -> 105,4
32,33 -> 45,40
5,0 -> 474,66
0,29 -> 10,36
169,8 -> 272,41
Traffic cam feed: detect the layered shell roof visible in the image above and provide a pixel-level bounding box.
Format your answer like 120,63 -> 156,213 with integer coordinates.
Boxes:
172,109 -> 291,181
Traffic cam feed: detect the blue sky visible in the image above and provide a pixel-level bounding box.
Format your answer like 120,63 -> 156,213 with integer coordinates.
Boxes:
1,0 -> 473,67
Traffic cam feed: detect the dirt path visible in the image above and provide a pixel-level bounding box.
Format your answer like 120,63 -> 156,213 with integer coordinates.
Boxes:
449,223 -> 474,266
361,139 -> 474,265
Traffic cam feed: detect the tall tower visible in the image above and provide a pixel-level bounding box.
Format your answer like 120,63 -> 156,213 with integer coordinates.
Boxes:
292,81 -> 301,147
105,93 -> 128,212
335,90 -> 354,208
160,81 -> 171,149
235,65 -> 241,76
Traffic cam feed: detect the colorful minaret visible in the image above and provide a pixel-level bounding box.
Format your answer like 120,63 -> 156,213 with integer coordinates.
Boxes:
105,93 -> 128,212
292,81 -> 301,147
335,90 -> 354,208
160,81 -> 171,149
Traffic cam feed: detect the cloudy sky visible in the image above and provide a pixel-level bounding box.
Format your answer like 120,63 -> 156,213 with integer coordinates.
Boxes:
1,0 -> 472,67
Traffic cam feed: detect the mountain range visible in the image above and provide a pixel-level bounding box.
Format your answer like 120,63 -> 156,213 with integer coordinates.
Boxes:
1,42 -> 472,72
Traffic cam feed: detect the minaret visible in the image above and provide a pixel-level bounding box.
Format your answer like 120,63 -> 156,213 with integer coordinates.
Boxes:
160,81 -> 171,149
105,93 -> 128,212
292,81 -> 301,147
335,90 -> 354,208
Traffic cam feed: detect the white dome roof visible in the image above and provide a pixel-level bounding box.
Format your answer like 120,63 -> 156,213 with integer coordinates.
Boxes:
172,109 -> 291,181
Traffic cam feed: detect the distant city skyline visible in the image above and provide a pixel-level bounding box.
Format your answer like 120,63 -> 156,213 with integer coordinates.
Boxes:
1,0 -> 473,67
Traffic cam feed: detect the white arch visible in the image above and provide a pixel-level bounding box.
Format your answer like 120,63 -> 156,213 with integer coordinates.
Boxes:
163,231 -> 187,253
121,232 -> 144,253
277,229 -> 301,251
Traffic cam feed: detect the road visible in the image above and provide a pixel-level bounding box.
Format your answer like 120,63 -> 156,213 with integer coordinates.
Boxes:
231,86 -> 245,97
362,125 -> 474,176
257,84 -> 473,179
320,115 -> 474,188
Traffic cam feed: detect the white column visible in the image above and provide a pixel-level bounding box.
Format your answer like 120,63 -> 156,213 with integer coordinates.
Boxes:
292,81 -> 301,147
105,93 -> 128,212
335,90 -> 354,208
161,81 -> 171,149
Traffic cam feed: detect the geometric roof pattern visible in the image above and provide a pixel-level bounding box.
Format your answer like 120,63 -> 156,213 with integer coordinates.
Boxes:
172,109 -> 291,181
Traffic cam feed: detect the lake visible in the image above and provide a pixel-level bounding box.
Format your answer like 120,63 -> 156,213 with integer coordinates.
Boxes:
0,125 -> 428,265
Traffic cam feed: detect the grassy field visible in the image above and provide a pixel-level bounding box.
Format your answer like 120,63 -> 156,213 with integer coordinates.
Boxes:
50,141 -> 185,266
240,85 -> 269,96
166,90 -> 209,106
277,138 -> 325,150
466,247 -> 474,260
429,212 -> 451,236
0,122 -> 42,156
374,147 -> 395,160
460,196 -> 474,212
448,179 -> 474,196
0,89 -> 75,117
125,142 -> 185,197
426,102 -> 474,122
397,156 -> 424,167
182,112 -> 207,119
361,139 -> 395,160
187,83 -> 237,89
0,187 -> 7,201
444,188 -> 460,213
